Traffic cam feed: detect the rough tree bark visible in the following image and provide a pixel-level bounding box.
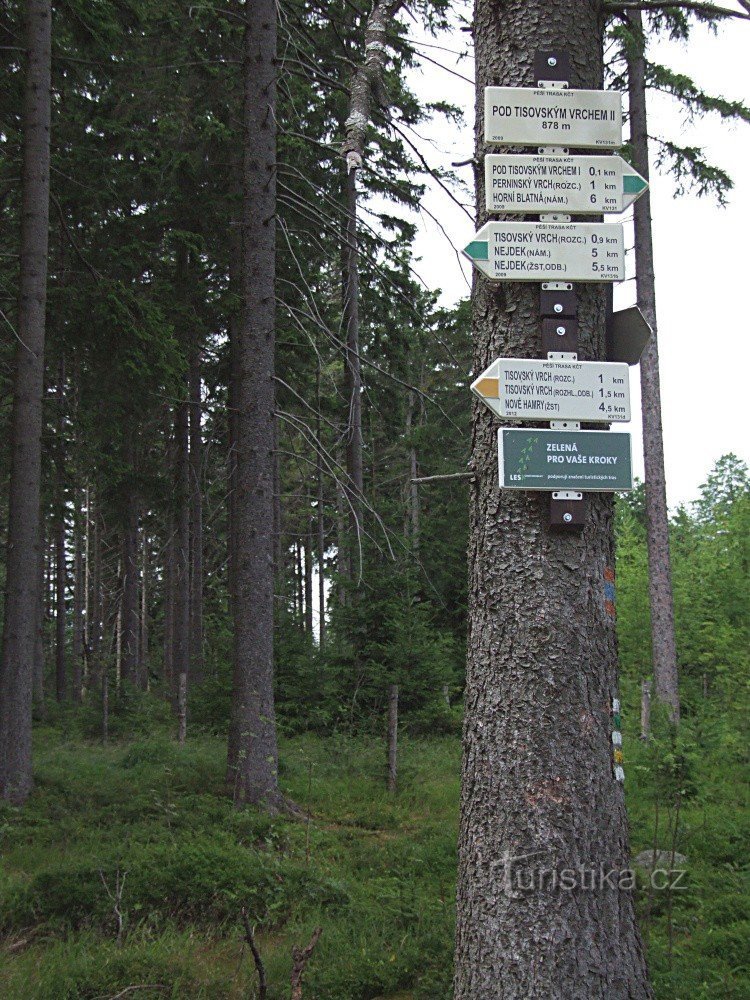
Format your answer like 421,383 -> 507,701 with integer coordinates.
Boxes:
226,0 -> 283,810
0,0 -> 53,803
626,12 -> 680,723
454,3 -> 652,997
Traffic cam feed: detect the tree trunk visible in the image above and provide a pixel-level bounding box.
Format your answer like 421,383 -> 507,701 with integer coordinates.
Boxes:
72,490 -> 84,702
55,358 -> 67,703
139,531 -> 149,690
454,4 -> 652,997
189,339 -> 204,684
626,12 -> 680,724
640,679 -> 652,741
386,684 -> 398,793
316,362 -> 326,648
173,400 -> 190,720
405,389 -> 420,552
341,167 -> 364,582
163,517 -> 175,696
120,490 -> 139,687
305,515 -> 314,636
33,520 -> 46,718
0,0 -> 52,803
227,0 -> 283,810
296,538 -> 304,632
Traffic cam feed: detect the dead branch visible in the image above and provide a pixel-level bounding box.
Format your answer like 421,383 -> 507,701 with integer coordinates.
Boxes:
290,927 -> 323,1000
240,909 -> 267,1000
412,472 -> 474,484
604,0 -> 750,20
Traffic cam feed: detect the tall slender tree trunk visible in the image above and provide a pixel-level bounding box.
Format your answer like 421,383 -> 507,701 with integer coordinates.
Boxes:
316,362 -> 326,647
296,539 -> 304,632
340,0 -> 404,586
227,0 -> 283,810
33,521 -> 46,718
139,531 -> 149,690
173,400 -> 190,719
454,3 -> 652,997
163,516 -> 175,696
72,490 -> 84,702
0,0 -> 52,803
305,515 -> 314,635
341,169 -> 364,582
55,356 -> 67,702
386,683 -> 398,793
120,488 -> 139,687
626,12 -> 680,724
189,339 -> 204,684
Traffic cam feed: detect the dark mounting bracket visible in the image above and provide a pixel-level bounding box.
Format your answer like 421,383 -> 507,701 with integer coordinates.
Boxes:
534,50 -> 572,87
549,492 -> 588,530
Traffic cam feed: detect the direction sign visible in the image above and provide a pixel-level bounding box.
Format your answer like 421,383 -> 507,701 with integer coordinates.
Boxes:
472,357 -> 631,422
498,429 -> 633,491
464,221 -> 625,282
484,155 -> 647,214
484,87 -> 622,148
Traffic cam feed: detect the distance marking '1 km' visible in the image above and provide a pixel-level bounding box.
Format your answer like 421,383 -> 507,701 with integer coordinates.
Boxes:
484,87 -> 622,148
472,357 -> 631,423
498,429 -> 633,492
485,154 -> 647,214
464,221 -> 625,282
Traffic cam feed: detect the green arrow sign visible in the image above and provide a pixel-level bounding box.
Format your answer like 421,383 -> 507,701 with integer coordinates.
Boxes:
484,154 -> 648,215
498,429 -> 633,492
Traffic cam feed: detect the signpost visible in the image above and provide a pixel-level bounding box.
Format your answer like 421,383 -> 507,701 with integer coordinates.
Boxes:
472,357 -> 631,422
464,221 -> 625,282
498,428 -> 633,491
484,154 -> 648,214
484,87 -> 622,148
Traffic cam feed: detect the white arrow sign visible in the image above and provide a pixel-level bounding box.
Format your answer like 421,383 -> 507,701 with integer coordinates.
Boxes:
485,155 -> 648,214
485,87 -> 622,148
472,358 -> 631,422
464,221 -> 625,282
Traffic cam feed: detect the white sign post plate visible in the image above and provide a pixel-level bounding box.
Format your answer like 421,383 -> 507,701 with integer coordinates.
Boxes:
464,221 -> 625,282
484,154 -> 647,214
485,87 -> 622,148
472,357 -> 631,422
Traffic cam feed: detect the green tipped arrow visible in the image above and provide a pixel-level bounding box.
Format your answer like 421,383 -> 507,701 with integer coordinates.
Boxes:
623,173 -> 647,194
465,240 -> 488,261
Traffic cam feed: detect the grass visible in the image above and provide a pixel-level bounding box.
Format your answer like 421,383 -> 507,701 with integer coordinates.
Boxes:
0,696 -> 747,999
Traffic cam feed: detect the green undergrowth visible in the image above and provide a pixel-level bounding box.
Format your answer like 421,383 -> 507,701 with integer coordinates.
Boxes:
0,701 -> 748,999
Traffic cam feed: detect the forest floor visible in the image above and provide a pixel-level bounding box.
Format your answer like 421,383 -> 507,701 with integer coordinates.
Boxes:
0,692 -> 748,999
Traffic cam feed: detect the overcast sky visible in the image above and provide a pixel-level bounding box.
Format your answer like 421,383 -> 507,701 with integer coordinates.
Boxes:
400,4 -> 750,508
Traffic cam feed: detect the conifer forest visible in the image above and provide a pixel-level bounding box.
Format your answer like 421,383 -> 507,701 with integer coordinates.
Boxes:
0,1 -> 748,998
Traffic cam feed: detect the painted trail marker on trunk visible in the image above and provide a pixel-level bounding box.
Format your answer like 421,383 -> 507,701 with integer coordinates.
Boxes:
485,154 -> 647,214
498,428 -> 633,491
472,357 -> 631,422
464,221 -> 625,283
484,87 -> 622,148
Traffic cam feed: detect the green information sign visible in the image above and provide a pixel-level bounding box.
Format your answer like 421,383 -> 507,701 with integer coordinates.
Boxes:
498,429 -> 633,491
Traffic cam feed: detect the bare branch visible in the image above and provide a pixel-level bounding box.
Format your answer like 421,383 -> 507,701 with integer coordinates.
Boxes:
604,0 -> 750,20
240,909 -> 267,1000
412,471 -> 474,483
290,927 -> 323,1000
